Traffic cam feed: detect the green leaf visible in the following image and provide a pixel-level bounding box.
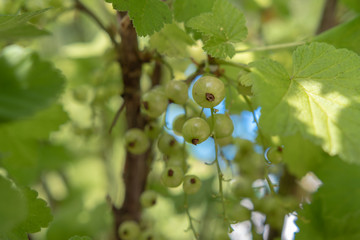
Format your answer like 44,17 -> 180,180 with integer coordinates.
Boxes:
68,236 -> 92,240
149,23 -> 195,57
250,42 -> 360,163
0,9 -> 50,41
173,0 -> 215,23
341,0 -> 360,12
187,0 -> 247,59
1,187 -> 53,240
282,134 -> 325,178
108,0 -> 172,36
0,45 -> 65,122
296,158 -> 360,240
0,176 -> 26,233
314,15 -> 360,54
0,104 -> 69,184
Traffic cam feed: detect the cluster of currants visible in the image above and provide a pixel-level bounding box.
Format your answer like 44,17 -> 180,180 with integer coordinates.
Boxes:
120,75 -> 238,239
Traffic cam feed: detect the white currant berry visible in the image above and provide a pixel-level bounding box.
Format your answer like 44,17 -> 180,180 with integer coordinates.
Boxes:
182,117 -> 210,145
118,220 -> 140,240
125,128 -> 150,155
172,114 -> 186,136
157,133 -> 180,155
266,146 -> 283,164
161,166 -> 184,188
140,190 -> 157,208
183,175 -> 202,194
141,87 -> 168,118
192,76 -> 225,108
165,80 -> 188,105
207,114 -> 234,138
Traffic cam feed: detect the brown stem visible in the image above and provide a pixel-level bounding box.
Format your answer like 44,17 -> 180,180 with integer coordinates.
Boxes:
111,13 -> 151,240
316,0 -> 338,34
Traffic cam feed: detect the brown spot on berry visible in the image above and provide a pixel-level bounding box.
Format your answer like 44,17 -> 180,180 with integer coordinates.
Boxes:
190,178 -> 196,184
168,169 -> 174,177
277,146 -> 283,152
123,230 -> 128,235
128,141 -> 135,148
151,199 -> 156,205
192,139 -> 199,145
142,101 -> 149,110
170,139 -> 176,146
206,93 -> 215,102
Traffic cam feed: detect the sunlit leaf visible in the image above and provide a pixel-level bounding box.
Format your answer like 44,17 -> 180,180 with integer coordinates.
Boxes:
251,42 -> 360,163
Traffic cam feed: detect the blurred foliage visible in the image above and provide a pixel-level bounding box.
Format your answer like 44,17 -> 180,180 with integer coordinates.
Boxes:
1,0 -> 360,239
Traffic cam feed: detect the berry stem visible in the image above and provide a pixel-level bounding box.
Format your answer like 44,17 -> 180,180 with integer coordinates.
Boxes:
243,96 -> 276,195
236,41 -> 306,53
211,108 -> 227,220
184,194 -> 199,240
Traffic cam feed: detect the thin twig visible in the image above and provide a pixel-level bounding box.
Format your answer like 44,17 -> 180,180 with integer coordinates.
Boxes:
74,0 -> 119,47
108,101 -> 125,134
211,108 -> 227,220
184,194 -> 199,240
215,59 -> 251,72
236,41 -> 306,53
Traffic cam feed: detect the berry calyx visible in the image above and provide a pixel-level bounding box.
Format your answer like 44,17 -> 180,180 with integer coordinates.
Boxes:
140,190 -> 157,208
157,133 -> 180,155
207,114 -> 234,138
182,117 -> 211,145
124,128 -> 150,155
141,87 -> 168,118
165,80 -> 188,105
161,166 -> 184,188
192,76 -> 225,108
183,175 -> 202,194
118,220 -> 140,240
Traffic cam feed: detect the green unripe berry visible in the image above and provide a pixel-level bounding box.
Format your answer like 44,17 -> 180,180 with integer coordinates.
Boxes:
207,114 -> 234,138
157,133 -> 180,155
118,220 -> 140,240
141,87 -> 168,118
125,128 -> 150,155
182,117 -> 210,145
140,230 -> 157,240
192,76 -> 225,108
161,166 -> 184,188
140,190 -> 157,208
217,135 -> 233,146
165,80 -> 188,105
183,175 -> 201,194
266,146 -> 283,164
144,121 -> 160,140
72,87 -> 88,103
172,114 -> 186,136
